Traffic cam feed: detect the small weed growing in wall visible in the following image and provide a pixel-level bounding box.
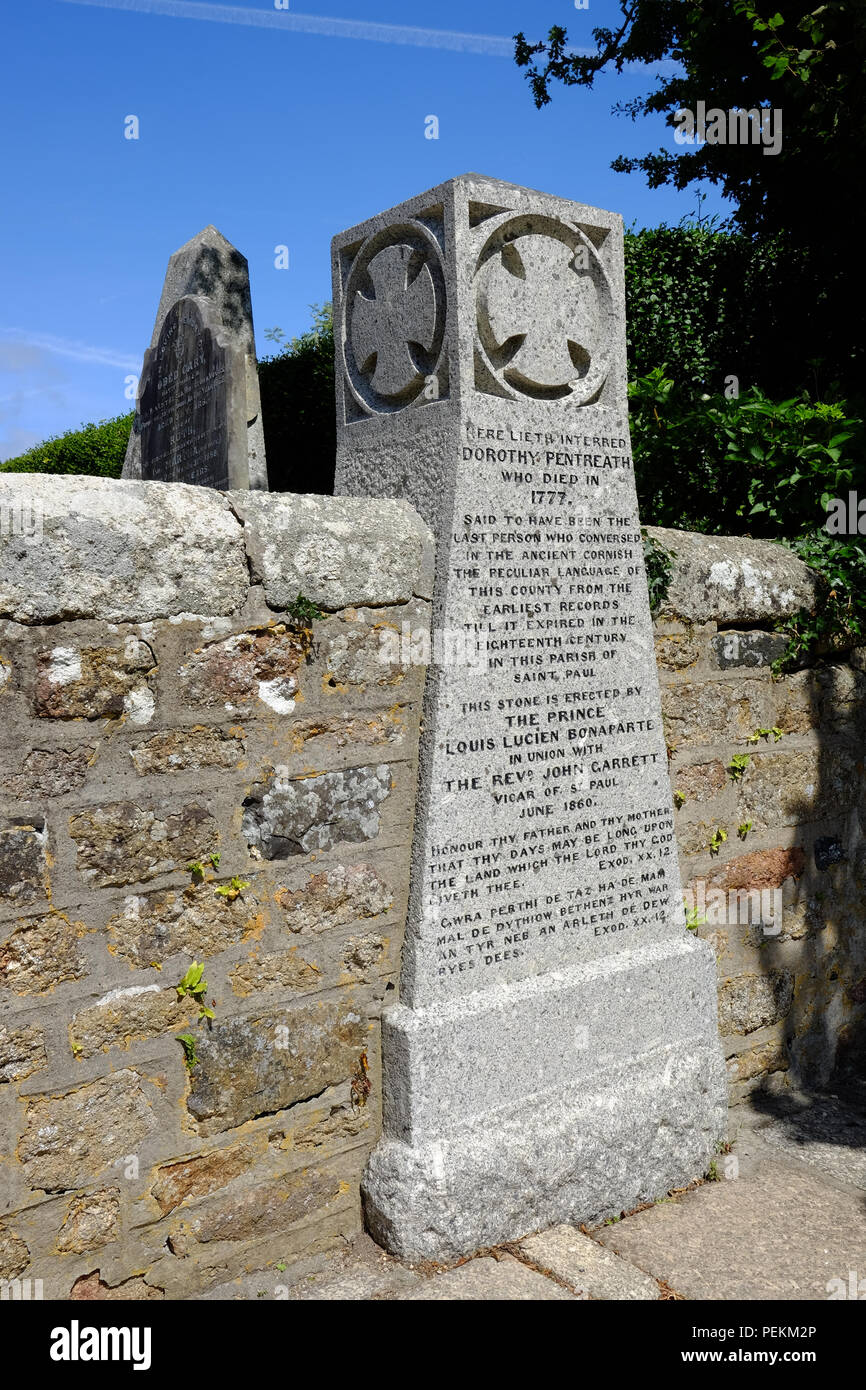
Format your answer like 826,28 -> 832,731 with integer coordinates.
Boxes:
187,852 -> 221,883
727,754 -> 750,781
738,820 -> 753,840
176,961 -> 215,1022
673,789 -> 686,809
747,726 -> 783,744
684,905 -> 705,933
214,877 -> 250,902
176,1033 -> 199,1070
641,529 -> 674,616
286,593 -> 324,628
708,827 -> 728,856
350,1051 -> 372,1111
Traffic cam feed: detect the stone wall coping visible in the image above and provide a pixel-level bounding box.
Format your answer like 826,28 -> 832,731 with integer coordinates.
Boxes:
646,526 -> 822,625
0,475 -> 433,624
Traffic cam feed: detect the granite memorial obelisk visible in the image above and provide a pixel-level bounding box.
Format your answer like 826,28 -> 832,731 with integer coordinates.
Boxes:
333,175 -> 727,1259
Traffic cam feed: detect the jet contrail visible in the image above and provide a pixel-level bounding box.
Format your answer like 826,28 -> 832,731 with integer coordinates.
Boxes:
57,0 -> 522,57
0,329 -> 139,373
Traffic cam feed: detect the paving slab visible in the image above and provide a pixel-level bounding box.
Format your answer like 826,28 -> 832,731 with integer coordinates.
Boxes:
518,1225 -> 660,1300
735,1091 -> 866,1191
596,1161 -> 866,1300
283,1260 -> 421,1301
400,1255 -> 576,1301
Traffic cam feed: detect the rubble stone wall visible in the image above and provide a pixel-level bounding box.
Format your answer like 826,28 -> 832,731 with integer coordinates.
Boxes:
649,527 -> 866,1103
0,475 -> 432,1298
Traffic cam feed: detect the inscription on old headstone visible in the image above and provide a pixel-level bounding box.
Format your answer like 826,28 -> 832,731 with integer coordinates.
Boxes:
123,226 -> 267,490
333,174 -> 727,1260
139,297 -> 229,488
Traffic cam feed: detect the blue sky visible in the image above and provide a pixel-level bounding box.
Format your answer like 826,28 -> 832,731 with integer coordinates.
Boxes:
0,0 -> 729,460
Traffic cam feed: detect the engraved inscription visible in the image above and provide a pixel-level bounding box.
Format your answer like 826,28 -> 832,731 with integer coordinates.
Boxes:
412,420 -> 677,994
139,297 -> 230,488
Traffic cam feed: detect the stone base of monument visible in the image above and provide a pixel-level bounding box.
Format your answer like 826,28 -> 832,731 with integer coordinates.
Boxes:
362,936 -> 727,1262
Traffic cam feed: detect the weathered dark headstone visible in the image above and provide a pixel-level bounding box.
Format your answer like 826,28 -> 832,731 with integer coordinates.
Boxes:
123,226 -> 267,490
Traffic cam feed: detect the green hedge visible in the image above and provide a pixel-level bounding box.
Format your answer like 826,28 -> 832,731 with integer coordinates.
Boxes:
257,304 -> 335,494
0,413 -> 132,478
623,224 -> 813,400
628,368 -> 863,537
629,366 -> 866,665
